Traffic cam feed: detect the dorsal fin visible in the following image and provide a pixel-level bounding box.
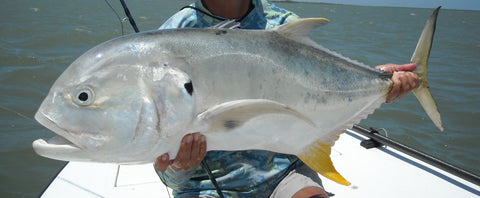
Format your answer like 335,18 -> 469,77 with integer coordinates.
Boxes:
274,18 -> 329,45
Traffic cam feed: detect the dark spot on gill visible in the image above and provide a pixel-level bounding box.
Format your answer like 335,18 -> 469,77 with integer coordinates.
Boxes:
184,81 -> 194,96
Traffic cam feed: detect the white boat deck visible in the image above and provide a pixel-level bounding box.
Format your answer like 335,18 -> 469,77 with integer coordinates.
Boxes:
40,131 -> 480,198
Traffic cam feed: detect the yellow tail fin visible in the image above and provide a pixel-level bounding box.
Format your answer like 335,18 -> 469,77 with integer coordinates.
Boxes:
297,140 -> 351,186
411,7 -> 443,131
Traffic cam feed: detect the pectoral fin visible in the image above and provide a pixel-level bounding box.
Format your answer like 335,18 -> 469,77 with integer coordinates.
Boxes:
298,140 -> 351,186
195,99 -> 315,132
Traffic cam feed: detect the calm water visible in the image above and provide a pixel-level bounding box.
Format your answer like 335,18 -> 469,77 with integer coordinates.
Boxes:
1,0 -> 479,197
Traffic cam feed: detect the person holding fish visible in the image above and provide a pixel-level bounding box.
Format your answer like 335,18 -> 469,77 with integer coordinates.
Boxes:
154,0 -> 419,198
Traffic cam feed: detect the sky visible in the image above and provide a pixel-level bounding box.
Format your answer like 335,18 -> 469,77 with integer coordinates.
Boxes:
282,0 -> 480,11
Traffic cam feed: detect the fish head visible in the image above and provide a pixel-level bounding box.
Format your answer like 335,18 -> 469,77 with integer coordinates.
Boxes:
33,40 -> 196,163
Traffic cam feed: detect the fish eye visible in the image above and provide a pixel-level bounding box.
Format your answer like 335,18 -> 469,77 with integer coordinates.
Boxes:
78,92 -> 89,101
74,86 -> 95,106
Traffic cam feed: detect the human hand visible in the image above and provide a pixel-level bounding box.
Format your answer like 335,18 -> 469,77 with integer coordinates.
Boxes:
154,132 -> 207,172
375,63 -> 419,103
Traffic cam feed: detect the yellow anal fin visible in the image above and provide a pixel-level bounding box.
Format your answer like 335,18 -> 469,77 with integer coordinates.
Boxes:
297,141 -> 351,186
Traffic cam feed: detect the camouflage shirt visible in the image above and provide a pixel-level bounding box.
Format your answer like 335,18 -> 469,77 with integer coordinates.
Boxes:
159,0 -> 299,30
157,1 -> 303,197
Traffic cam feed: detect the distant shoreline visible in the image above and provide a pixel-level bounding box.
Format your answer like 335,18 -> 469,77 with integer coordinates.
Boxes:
271,0 -> 479,11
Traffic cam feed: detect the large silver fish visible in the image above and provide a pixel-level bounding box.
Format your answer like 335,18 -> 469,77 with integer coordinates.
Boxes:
33,8 -> 442,185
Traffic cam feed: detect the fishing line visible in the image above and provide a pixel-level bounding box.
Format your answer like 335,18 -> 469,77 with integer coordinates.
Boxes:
104,0 -> 124,35
377,128 -> 389,149
0,105 -> 52,134
0,105 -> 35,122
0,104 -> 52,134
103,0 -> 140,34
165,186 -> 172,198
201,160 -> 225,198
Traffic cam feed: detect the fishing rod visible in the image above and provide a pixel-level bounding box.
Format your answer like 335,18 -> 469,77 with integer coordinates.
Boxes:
119,0 -> 139,33
351,124 -> 480,187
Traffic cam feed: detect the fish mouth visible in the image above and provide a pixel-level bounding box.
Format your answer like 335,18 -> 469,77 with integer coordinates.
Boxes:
32,136 -> 81,154
33,111 -> 106,161
33,111 -> 83,159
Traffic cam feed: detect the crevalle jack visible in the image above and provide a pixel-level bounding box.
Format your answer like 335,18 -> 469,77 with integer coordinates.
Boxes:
33,7 -> 443,185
